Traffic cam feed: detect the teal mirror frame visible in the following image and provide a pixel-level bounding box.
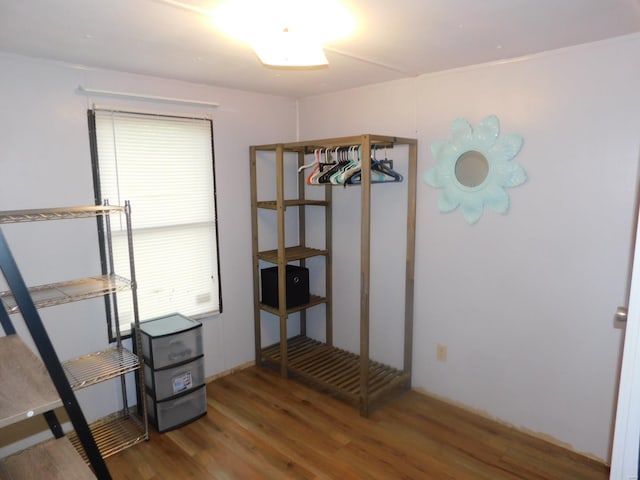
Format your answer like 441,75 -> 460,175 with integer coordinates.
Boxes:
424,115 -> 527,224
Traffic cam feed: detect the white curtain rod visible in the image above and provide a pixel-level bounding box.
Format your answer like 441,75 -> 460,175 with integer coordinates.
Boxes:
76,86 -> 220,108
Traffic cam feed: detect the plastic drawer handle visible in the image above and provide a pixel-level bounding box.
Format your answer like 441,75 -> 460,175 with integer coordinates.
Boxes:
172,395 -> 195,407
168,348 -> 192,361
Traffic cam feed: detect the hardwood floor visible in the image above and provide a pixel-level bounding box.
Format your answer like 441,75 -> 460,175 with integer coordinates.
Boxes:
106,366 -> 609,479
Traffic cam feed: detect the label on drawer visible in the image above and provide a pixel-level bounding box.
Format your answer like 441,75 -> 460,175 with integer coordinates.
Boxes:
172,371 -> 193,394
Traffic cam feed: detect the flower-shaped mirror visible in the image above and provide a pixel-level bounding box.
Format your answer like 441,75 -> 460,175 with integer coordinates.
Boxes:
424,115 -> 526,224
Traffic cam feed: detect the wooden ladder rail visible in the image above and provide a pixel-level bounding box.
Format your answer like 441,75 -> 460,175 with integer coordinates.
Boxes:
0,227 -> 111,479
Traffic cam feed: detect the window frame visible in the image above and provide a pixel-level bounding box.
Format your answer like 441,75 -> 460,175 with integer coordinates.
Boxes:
87,109 -> 223,342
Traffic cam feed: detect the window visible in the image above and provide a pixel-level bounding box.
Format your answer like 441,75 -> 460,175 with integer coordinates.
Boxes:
88,109 -> 221,340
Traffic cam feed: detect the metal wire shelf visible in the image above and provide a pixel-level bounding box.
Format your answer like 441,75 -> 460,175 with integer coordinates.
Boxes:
0,274 -> 131,314
63,346 -> 140,390
0,205 -> 125,224
68,410 -> 147,461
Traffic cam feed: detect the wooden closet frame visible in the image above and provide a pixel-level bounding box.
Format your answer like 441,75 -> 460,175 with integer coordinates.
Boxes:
250,134 -> 417,416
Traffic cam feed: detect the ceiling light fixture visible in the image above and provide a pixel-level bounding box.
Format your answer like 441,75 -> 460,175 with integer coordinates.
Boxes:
212,0 -> 355,68
251,28 -> 328,67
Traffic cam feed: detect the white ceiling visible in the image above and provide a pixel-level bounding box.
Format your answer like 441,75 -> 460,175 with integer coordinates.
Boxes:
1,0 -> 640,98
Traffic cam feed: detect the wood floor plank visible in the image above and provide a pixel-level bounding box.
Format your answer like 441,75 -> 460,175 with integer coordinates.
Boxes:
209,381 -> 358,479
237,369 -> 464,479
197,405 -> 316,480
249,368 -> 520,480
105,366 -> 609,480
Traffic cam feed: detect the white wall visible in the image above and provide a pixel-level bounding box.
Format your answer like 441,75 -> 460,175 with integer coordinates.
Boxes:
3,32 -> 640,463
298,34 -> 640,461
0,53 -> 296,453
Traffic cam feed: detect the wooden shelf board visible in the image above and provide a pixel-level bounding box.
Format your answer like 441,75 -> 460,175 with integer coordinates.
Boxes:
251,134 -> 418,152
0,335 -> 63,429
257,199 -> 329,210
0,437 -> 94,479
258,246 -> 328,263
259,294 -> 327,315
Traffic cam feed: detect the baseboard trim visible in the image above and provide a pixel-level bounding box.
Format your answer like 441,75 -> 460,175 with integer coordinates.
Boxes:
205,361 -> 254,384
411,386 -> 609,468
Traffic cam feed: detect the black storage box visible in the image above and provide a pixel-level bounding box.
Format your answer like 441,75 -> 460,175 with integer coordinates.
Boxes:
261,265 -> 310,308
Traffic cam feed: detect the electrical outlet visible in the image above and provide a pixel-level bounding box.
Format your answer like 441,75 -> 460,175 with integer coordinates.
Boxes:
436,344 -> 447,362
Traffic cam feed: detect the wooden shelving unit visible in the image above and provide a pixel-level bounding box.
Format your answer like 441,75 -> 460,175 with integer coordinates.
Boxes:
0,203 -> 150,478
250,134 -> 417,416
0,337 -> 95,478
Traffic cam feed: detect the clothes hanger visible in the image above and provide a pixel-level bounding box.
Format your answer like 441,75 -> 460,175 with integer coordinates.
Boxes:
345,145 -> 402,184
298,156 -> 317,173
344,146 -> 382,184
339,146 -> 362,184
318,147 -> 349,183
306,148 -> 322,185
333,145 -> 361,185
372,146 -> 403,182
308,147 -> 335,184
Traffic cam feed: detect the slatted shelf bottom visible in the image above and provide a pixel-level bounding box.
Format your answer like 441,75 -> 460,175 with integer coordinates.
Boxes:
68,410 -> 147,462
261,335 -> 410,407
63,346 -> 140,390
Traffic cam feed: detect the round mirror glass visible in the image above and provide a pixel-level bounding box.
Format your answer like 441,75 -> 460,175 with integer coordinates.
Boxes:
455,150 -> 489,188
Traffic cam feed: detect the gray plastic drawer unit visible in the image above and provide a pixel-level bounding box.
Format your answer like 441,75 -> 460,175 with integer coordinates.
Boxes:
146,384 -> 207,433
145,355 -> 205,401
140,313 -> 203,369
138,313 -> 206,432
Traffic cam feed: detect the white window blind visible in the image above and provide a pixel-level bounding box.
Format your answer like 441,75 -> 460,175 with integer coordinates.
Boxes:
91,110 -> 221,337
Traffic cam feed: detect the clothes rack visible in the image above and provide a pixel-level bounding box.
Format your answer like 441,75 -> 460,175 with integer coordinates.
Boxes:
250,134 -> 417,416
